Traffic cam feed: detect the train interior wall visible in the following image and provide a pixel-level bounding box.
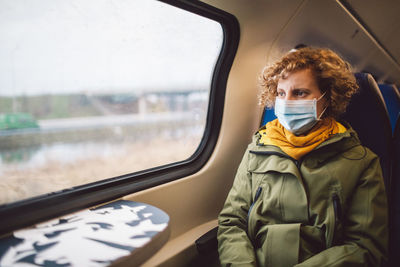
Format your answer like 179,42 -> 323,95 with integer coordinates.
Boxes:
120,0 -> 400,265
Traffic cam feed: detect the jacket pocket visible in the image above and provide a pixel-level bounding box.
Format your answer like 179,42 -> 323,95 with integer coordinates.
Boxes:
326,192 -> 342,247
247,186 -> 262,244
257,223 -> 301,267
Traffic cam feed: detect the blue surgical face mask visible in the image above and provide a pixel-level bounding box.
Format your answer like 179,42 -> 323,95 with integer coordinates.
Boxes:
274,92 -> 327,135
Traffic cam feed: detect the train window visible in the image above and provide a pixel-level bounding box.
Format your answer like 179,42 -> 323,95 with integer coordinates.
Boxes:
0,0 -> 223,205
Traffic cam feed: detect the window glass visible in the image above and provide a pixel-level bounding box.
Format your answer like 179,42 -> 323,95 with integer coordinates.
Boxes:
0,0 -> 223,204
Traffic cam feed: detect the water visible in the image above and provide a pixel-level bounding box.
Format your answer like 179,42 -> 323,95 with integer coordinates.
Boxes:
0,142 -> 124,173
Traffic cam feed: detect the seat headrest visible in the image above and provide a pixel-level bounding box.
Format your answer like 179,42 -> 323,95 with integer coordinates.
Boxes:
341,73 -> 391,138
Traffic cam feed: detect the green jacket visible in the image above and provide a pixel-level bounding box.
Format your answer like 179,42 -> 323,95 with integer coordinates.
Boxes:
218,125 -> 388,267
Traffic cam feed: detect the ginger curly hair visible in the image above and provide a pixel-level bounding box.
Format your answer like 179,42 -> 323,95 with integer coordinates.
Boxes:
259,47 -> 359,119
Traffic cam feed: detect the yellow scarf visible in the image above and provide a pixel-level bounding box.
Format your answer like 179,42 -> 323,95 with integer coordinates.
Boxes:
259,118 -> 346,160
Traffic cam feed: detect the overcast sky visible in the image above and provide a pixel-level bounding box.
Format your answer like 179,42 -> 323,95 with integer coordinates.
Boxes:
0,0 -> 223,96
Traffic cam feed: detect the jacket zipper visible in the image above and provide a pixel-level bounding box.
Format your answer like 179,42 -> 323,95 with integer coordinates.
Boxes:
247,187 -> 263,220
332,193 -> 342,245
247,186 -> 262,243
328,193 -> 342,247
332,193 -> 342,226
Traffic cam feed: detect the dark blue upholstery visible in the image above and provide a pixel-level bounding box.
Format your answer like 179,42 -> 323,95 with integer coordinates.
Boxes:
260,108 -> 276,127
379,83 -> 400,134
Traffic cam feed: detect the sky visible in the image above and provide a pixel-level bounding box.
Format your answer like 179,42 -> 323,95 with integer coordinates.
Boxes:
0,0 -> 223,96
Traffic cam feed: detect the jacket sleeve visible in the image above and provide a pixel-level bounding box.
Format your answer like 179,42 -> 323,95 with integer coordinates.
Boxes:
295,155 -> 388,267
217,149 -> 258,267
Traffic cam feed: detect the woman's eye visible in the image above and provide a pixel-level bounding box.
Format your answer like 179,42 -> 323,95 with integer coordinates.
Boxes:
277,91 -> 285,97
296,91 -> 307,97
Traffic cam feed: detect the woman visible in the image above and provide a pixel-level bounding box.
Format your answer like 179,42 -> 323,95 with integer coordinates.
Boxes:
217,47 -> 388,266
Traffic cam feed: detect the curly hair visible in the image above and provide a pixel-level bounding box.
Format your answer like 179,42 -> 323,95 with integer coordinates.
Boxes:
259,47 -> 359,118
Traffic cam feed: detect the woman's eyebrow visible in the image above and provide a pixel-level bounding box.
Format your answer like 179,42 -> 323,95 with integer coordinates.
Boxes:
292,88 -> 311,93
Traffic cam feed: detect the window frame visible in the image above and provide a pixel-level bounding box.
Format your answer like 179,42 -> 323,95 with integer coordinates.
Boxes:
0,0 -> 240,235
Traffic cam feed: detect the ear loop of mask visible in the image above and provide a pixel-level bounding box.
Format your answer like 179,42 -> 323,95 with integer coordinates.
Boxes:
316,92 -> 327,120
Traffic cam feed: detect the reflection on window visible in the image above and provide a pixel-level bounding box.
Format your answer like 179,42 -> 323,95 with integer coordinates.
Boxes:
0,0 -> 223,204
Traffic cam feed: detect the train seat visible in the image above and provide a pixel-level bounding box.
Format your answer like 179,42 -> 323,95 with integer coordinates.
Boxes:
194,72 -> 393,265
259,72 -> 393,265
379,83 -> 400,134
341,73 -> 393,266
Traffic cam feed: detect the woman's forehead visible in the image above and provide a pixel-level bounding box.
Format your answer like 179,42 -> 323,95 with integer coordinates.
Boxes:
277,69 -> 318,88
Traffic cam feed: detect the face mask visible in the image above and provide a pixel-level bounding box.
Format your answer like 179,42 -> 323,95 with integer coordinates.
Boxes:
274,93 -> 327,135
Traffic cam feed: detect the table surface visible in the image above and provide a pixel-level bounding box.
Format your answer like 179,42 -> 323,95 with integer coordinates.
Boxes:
0,200 -> 170,266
